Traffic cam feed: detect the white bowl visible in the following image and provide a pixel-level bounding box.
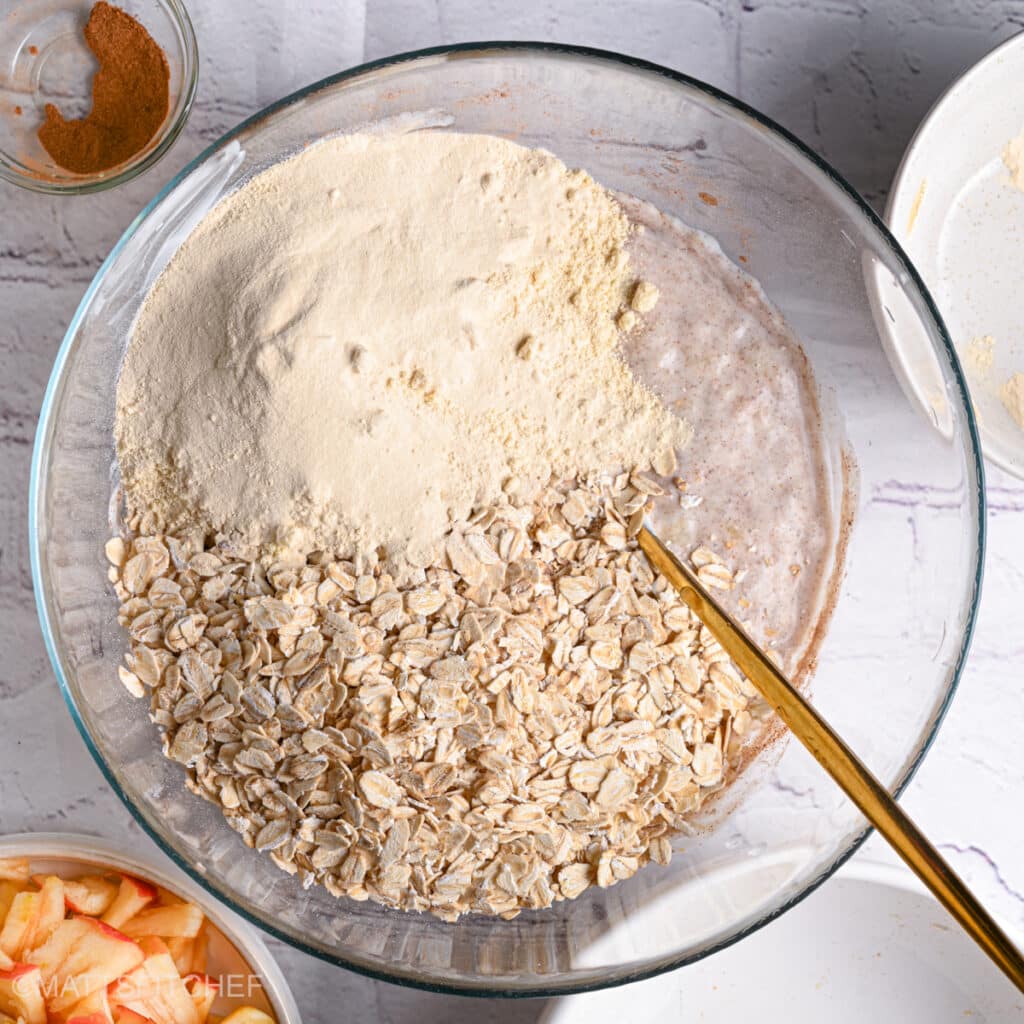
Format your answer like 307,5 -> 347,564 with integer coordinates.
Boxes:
0,832 -> 302,1024
886,31 -> 1024,479
540,858 -> 1024,1022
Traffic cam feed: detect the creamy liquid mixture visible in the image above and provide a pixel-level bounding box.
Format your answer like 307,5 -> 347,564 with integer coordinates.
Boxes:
621,197 -> 837,669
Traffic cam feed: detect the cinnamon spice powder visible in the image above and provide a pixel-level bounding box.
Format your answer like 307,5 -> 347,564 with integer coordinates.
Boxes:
38,1 -> 170,174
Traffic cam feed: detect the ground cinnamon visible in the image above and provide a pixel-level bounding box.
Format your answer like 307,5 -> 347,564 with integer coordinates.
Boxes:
37,1 -> 169,174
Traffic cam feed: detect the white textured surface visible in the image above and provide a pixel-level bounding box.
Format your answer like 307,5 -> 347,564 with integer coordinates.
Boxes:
2,3 -> 1024,1020
540,863 -> 1024,1022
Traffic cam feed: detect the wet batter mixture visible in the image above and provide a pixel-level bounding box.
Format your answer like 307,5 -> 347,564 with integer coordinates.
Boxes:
622,197 -> 838,670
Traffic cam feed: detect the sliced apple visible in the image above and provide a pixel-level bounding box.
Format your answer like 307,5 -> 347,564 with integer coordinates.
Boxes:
165,937 -> 196,977
185,974 -> 218,1023
113,1008 -> 156,1024
153,887 -> 184,908
0,962 -> 46,1024
0,877 -> 64,960
103,878 -> 157,931
24,874 -> 64,955
0,892 -> 37,958
63,876 -> 119,917
189,928 -> 207,976
109,952 -> 199,1024
21,913 -> 88,983
121,904 -> 203,941
22,915 -> 90,980
65,986 -> 114,1024
26,916 -> 144,1013
138,936 -> 171,958
0,883 -> 20,926
219,1009 -> 275,1024
0,951 -> 10,972
0,860 -> 29,885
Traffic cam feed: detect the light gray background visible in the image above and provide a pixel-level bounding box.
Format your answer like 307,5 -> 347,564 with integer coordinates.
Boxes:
3,2 -> 1024,1020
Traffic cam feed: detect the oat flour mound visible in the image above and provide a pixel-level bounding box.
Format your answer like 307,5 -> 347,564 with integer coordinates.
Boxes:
116,131 -> 690,566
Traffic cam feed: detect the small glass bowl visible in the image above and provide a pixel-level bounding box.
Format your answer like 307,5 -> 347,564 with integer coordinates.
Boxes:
0,832 -> 301,1024
0,0 -> 197,193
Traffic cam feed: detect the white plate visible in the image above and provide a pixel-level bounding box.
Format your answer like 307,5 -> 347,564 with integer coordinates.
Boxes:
886,31 -> 1024,479
539,860 -> 1024,1023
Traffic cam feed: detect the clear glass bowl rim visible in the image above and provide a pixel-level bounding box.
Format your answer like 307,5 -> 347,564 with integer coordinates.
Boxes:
0,0 -> 199,195
29,41 -> 986,998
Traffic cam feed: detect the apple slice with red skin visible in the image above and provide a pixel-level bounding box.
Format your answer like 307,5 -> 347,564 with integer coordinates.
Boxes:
121,904 -> 204,942
51,876 -> 119,918
1,876 -> 66,960
109,951 -> 199,1024
113,1008 -> 156,1024
22,916 -> 90,979
64,985 -> 115,1024
103,878 -> 158,931
185,974 -> 218,1023
26,916 -> 144,1013
0,962 -> 47,1024
0,860 -> 29,885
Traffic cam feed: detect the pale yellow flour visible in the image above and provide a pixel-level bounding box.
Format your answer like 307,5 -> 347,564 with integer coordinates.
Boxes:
1003,134 -> 1024,192
116,132 -> 691,567
1001,372 -> 1024,431
964,334 -> 995,376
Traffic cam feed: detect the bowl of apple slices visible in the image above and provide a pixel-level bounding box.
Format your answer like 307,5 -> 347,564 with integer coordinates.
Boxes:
0,834 -> 300,1024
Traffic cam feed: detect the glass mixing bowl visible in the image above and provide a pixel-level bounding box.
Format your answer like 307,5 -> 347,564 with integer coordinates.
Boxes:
30,44 -> 984,996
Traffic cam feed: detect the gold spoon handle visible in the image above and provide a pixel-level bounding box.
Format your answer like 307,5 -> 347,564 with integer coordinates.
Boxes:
638,526 -> 1024,993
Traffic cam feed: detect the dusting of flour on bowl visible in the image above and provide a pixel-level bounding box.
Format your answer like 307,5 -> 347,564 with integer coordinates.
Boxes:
964,334 -> 995,376
1003,134 -> 1024,192
1001,372 -> 1024,431
116,132 -> 690,568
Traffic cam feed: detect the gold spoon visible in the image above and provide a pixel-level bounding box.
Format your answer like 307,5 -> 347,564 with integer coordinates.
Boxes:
638,525 -> 1024,993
